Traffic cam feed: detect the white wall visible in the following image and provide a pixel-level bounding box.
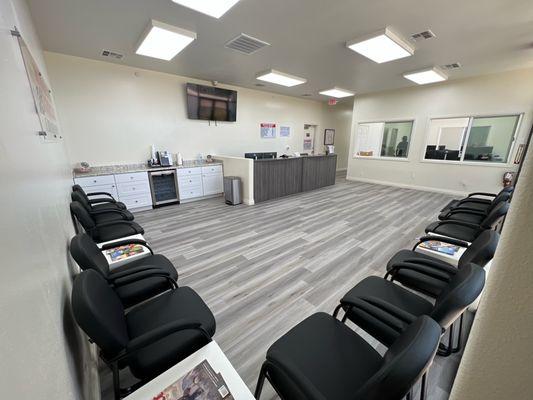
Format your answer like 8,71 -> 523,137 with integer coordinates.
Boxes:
0,1 -> 98,399
347,68 -> 533,195
43,52 -> 352,170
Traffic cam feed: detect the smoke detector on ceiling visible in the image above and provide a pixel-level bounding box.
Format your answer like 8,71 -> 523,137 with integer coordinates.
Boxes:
441,62 -> 462,70
410,30 -> 436,41
101,49 -> 124,60
225,33 -> 271,55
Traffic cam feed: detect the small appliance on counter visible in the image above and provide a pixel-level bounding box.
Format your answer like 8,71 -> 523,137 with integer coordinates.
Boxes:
326,145 -> 335,155
158,151 -> 173,167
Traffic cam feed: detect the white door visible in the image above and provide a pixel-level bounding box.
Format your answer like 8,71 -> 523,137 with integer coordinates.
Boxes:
202,174 -> 223,196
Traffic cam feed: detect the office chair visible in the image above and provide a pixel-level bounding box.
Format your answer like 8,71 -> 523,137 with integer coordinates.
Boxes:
70,201 -> 144,242
72,269 -> 216,400
441,186 -> 513,214
71,191 -> 134,223
425,200 -> 509,242
335,263 -> 485,364
72,184 -> 127,211
439,189 -> 512,223
70,233 -> 179,308
385,230 -> 499,297
255,314 -> 440,400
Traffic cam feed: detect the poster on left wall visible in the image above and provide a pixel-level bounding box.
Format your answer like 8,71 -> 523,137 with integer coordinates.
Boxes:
13,31 -> 62,142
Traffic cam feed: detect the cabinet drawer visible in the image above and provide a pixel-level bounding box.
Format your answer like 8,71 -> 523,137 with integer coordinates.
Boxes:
201,165 -> 223,175
178,175 -> 202,188
202,174 -> 224,195
119,192 -> 152,209
75,174 -> 116,187
179,186 -> 204,200
117,181 -> 150,196
177,167 -> 202,177
115,172 -> 149,183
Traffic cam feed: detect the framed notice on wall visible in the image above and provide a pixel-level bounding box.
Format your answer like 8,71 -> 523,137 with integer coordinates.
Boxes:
324,129 -> 335,145
13,30 -> 62,142
260,123 -> 277,138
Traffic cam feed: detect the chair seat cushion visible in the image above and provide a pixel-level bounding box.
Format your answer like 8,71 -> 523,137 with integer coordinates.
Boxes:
265,312 -> 383,400
93,210 -> 134,224
341,276 -> 433,346
443,212 -> 485,224
387,250 -> 455,297
95,222 -> 144,242
425,221 -> 478,242
126,287 -> 216,381
111,255 -> 178,308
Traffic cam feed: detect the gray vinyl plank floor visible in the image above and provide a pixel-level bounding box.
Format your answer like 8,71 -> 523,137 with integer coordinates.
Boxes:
100,173 -> 471,400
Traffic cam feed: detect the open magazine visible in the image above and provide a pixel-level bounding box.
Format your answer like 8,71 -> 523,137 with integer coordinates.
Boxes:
419,240 -> 461,255
152,360 -> 233,400
105,243 -> 145,262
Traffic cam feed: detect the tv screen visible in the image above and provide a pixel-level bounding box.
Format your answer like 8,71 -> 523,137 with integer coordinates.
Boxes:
186,83 -> 237,122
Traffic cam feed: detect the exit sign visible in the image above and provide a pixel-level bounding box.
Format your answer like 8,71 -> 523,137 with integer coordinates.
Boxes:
328,98 -> 337,106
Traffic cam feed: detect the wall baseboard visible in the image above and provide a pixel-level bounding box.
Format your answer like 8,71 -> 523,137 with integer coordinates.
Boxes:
345,175 -> 469,197
243,198 -> 255,205
336,168 -> 347,172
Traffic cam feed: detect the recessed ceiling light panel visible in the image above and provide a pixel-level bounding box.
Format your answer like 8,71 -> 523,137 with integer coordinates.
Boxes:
136,20 -> 196,61
171,0 -> 241,18
403,67 -> 448,85
346,27 -> 414,63
319,87 -> 355,98
256,69 -> 307,87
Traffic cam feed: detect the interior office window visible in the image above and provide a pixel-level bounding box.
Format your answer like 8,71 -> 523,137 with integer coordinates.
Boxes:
463,116 -> 520,163
424,115 -> 520,163
355,120 -> 414,158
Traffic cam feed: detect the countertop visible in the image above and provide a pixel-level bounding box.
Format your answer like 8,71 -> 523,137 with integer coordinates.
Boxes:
253,154 -> 337,162
73,160 -> 222,178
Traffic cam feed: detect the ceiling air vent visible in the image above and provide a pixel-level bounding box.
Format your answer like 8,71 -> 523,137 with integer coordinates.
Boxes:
225,33 -> 270,55
101,49 -> 124,60
442,62 -> 462,70
410,30 -> 436,41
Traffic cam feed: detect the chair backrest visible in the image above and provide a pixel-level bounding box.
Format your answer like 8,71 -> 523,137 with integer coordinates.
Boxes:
71,190 -> 92,212
431,263 -> 485,330
71,269 -> 129,358
481,200 -> 510,229
459,230 -> 500,269
487,191 -> 511,213
353,316 -> 441,400
70,201 -> 96,231
70,233 -> 110,276
502,185 -> 514,193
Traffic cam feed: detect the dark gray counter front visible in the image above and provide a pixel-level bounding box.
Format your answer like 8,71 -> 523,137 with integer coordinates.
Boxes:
253,155 -> 337,203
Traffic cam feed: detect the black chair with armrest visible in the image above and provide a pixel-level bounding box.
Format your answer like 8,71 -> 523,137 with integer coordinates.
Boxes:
386,230 -> 499,297
70,201 -> 144,242
335,263 -> 485,368
425,200 -> 509,242
71,190 -> 134,224
72,184 -> 127,211
70,233 -> 178,308
72,269 -> 216,400
441,186 -> 513,214
438,188 -> 512,222
255,313 -> 440,400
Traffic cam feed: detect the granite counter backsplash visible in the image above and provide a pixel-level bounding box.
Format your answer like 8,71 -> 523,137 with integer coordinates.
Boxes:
73,160 -> 222,178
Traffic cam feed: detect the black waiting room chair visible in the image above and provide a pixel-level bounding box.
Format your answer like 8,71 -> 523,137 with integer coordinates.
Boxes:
70,233 -> 178,308
70,201 -> 144,242
440,186 -> 513,214
72,184 -> 127,211
255,313 -> 441,400
385,229 -> 499,297
71,190 -> 135,224
72,269 -> 216,400
424,200 -> 509,242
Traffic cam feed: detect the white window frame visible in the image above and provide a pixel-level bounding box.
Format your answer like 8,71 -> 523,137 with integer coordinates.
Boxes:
420,113 -> 523,168
353,118 -> 416,162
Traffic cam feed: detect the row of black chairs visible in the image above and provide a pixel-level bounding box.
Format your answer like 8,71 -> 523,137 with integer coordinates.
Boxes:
68,186 -> 216,399
254,186 -> 512,400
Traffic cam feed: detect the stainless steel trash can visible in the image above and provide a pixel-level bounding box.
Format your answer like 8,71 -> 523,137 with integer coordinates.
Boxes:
224,176 -> 242,205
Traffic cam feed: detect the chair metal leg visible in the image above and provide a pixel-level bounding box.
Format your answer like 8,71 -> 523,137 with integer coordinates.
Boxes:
420,373 -> 428,400
111,362 -> 121,400
437,322 -> 454,357
333,304 -> 343,319
406,389 -> 413,400
452,314 -> 464,353
255,362 -> 268,399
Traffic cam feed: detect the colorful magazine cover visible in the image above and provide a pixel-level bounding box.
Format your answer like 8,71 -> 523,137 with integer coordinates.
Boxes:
419,240 -> 460,255
152,360 -> 233,400
106,244 -> 145,262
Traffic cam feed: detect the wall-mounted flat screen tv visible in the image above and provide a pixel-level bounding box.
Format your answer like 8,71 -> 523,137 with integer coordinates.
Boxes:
186,83 -> 237,122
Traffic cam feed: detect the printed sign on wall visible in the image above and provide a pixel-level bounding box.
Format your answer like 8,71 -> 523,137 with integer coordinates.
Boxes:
280,126 -> 291,137
260,123 -> 277,138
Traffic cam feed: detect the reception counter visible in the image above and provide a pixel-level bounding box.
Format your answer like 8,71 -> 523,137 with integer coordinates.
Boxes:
253,155 -> 337,203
